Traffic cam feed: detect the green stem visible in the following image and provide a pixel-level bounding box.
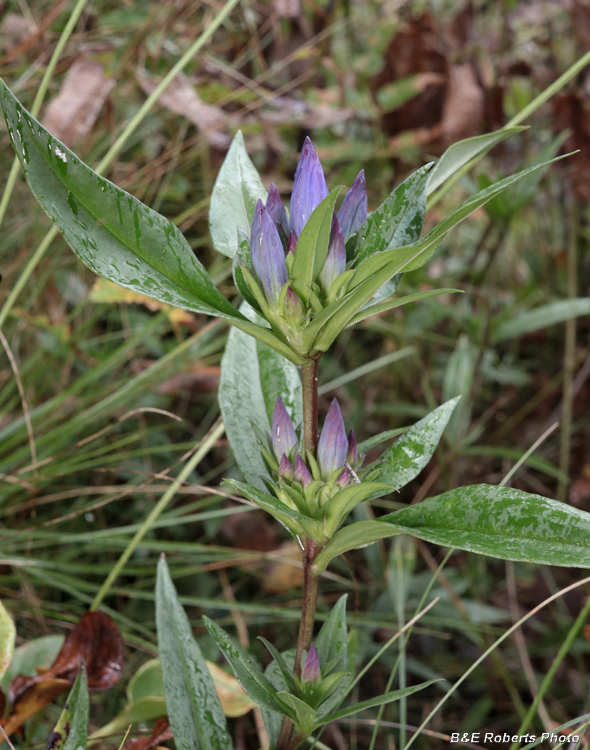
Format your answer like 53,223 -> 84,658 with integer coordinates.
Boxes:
0,0 -> 243,331
90,419 -> 225,610
277,358 -> 321,750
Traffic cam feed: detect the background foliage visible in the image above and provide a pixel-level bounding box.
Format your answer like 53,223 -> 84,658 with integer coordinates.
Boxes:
2,0 -> 590,747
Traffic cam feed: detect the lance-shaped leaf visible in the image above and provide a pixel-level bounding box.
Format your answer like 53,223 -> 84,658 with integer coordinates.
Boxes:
46,667 -> 89,750
313,521 -> 403,574
313,680 -> 438,728
377,485 -> 590,567
351,152 -> 573,287
290,188 -> 341,303
156,557 -> 233,750
277,692 -> 315,736
219,302 -> 302,489
371,398 -> 460,490
426,126 -> 527,196
0,82 -> 303,365
203,617 -> 294,717
348,163 -> 432,264
210,130 -> 267,258
348,288 -> 462,327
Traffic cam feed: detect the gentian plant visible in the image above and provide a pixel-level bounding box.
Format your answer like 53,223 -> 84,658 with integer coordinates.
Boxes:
5,77 -> 590,750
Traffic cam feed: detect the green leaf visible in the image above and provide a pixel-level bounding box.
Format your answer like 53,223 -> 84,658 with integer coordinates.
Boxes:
350,164 -> 432,264
348,288 -> 462,327
261,649 -> 296,749
427,127 -> 527,196
290,188 -> 341,302
258,638 -> 298,694
0,81 -> 305,366
313,594 -> 351,717
1,634 -> 63,693
276,692 -> 315,736
442,336 -> 474,446
156,557 -> 233,750
314,680 -> 438,727
219,302 -> 301,490
357,427 -> 407,454
209,131 -> 267,258
378,485 -> 590,567
492,298 -> 590,343
372,398 -> 460,490
313,521 -> 403,574
0,82 -> 236,319
203,616 -> 293,717
223,479 -> 320,539
46,666 -> 89,750
0,599 -> 15,682
323,482 -> 392,536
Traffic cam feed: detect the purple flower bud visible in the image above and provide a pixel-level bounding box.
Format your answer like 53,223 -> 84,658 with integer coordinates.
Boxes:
291,137 -> 328,239
338,170 -> 367,241
317,399 -> 348,481
278,453 -> 294,481
319,213 -> 346,291
302,644 -> 321,684
250,204 -> 288,305
272,397 -> 298,461
266,183 -> 290,242
336,467 -> 350,487
347,430 -> 357,463
294,454 -> 313,488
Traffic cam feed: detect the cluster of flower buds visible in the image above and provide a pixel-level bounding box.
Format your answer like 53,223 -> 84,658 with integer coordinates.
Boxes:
256,397 -> 364,519
238,138 -> 367,356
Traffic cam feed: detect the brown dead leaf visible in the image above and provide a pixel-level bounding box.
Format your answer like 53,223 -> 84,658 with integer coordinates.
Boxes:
42,60 -> 115,147
572,0 -> 590,52
2,679 -> 71,738
3,612 -> 122,739
90,279 -> 198,329
9,611 -> 123,706
138,73 -> 230,150
0,1 -> 68,65
123,718 -> 173,750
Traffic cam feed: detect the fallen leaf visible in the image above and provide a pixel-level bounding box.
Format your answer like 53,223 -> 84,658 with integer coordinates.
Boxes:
123,718 -> 173,750
42,60 -> 115,147
90,278 -> 197,328
4,611 -> 123,739
206,661 -> 258,717
156,366 -> 220,395
221,510 -> 278,553
137,72 -> 230,150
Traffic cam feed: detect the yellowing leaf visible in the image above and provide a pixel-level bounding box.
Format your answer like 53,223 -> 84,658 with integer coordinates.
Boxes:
206,660 -> 257,717
0,599 -> 15,682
